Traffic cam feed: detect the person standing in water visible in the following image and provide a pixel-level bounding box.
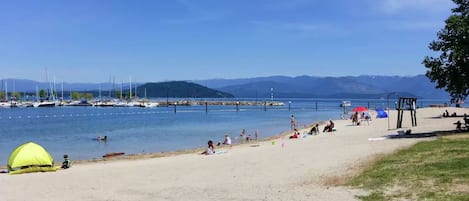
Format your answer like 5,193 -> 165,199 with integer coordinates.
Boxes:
290,115 -> 296,130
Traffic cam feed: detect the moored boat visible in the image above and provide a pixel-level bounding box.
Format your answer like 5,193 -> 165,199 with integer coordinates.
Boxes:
340,101 -> 351,107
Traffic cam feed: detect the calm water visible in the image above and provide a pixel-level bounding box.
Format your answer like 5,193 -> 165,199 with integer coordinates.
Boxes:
0,98 -> 459,165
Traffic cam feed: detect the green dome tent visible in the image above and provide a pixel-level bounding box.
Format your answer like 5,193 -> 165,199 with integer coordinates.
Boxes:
7,142 -> 56,174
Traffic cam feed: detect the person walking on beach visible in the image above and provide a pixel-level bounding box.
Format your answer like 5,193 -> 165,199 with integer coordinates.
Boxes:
290,115 -> 296,130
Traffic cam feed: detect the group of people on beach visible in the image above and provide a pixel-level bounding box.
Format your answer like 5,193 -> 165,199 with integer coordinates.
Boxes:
202,128 -> 260,155
351,112 -> 371,126
203,114 -> 337,154
443,110 -> 458,117
239,128 -> 258,142
454,113 -> 468,131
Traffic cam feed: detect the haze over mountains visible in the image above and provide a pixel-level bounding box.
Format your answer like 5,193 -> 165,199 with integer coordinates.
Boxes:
0,75 -> 449,99
192,75 -> 450,99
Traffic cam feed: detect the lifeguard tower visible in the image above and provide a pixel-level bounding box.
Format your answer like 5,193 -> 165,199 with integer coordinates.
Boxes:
396,97 -> 417,129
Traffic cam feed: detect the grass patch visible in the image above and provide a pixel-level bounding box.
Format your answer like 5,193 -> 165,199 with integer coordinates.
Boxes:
348,133 -> 469,201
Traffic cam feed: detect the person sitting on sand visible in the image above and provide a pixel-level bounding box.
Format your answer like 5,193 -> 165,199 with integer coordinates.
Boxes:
323,120 -> 334,132
455,120 -> 462,131
61,154 -> 72,169
444,110 -> 449,117
223,135 -> 232,145
309,124 -> 319,135
289,129 -> 300,139
202,140 -> 215,155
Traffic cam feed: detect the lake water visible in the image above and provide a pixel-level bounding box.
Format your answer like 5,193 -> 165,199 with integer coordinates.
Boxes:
0,98 -> 460,165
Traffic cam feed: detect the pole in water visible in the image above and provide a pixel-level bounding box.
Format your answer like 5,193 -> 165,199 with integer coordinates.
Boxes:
288,101 -> 291,111
205,101 -> 208,114
264,101 -> 267,111
174,103 -> 177,113
236,101 -> 239,112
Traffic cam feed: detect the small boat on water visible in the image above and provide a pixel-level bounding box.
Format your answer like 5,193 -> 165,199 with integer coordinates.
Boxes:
0,101 -> 11,108
68,99 -> 92,107
340,101 -> 351,107
102,152 -> 125,158
92,100 -> 115,107
144,102 -> 159,108
33,101 -> 56,108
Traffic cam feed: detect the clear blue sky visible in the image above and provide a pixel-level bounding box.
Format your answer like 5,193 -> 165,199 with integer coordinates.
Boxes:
0,0 -> 454,83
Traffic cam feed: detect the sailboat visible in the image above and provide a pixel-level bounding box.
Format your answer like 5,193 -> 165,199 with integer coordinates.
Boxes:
33,86 -> 55,108
0,80 -> 12,108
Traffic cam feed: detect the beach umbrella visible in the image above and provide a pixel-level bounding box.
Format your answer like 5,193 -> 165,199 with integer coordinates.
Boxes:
352,106 -> 368,112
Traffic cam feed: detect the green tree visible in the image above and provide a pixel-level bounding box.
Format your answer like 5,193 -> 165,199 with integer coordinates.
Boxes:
39,89 -> 47,98
84,93 -> 93,100
423,0 -> 469,101
71,92 -> 80,100
114,91 -> 121,99
12,92 -> 21,99
0,91 -> 5,99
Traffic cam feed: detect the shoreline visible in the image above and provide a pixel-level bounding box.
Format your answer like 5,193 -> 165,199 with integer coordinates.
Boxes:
7,120 -> 328,168
2,107 -> 468,201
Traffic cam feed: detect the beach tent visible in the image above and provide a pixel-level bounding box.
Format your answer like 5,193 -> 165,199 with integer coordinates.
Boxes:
7,142 -> 56,174
376,108 -> 388,118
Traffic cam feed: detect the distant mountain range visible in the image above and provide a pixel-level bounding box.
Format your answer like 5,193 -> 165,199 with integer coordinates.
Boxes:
192,75 -> 450,99
0,75 -> 450,99
136,81 -> 234,98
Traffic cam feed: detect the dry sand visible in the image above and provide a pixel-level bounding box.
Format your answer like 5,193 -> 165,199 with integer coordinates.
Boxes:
1,107 -> 468,201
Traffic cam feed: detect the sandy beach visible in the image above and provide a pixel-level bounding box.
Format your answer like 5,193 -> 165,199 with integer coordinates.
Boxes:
1,107 -> 468,201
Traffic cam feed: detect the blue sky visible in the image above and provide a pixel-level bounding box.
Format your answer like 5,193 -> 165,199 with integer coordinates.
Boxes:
0,0 -> 454,83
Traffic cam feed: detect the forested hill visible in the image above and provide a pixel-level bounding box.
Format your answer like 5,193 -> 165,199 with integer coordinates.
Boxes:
136,81 -> 234,98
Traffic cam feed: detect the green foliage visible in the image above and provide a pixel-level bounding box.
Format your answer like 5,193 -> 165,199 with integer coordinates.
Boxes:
84,93 -> 93,100
12,92 -> 21,99
355,192 -> 389,201
423,0 -> 469,101
71,92 -> 93,100
349,134 -> 469,201
39,89 -> 47,98
0,91 -> 4,99
114,91 -> 121,98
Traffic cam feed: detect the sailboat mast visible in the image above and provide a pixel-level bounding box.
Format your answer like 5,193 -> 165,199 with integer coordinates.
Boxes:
36,86 -> 39,102
5,81 -> 7,101
129,76 -> 132,99
120,81 -> 123,100
61,81 -> 64,101
134,82 -> 137,98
